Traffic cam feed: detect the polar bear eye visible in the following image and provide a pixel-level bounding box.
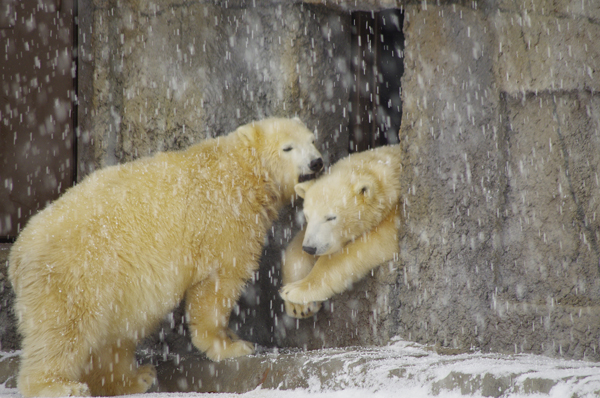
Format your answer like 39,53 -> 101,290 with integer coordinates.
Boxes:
325,215 -> 337,222
283,146 -> 293,152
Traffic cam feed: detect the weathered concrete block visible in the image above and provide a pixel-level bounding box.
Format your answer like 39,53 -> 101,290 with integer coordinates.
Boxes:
400,3 -> 504,352
399,2 -> 600,360
497,0 -> 600,21
151,341 -> 600,395
79,1 -> 350,170
493,10 -> 600,94
488,91 -> 600,358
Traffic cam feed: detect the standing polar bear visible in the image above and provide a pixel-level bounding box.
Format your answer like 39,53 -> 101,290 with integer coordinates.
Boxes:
280,145 -> 401,318
8,117 -> 322,397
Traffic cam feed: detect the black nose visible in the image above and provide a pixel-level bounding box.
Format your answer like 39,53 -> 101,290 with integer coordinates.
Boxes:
309,158 -> 323,172
302,246 -> 317,255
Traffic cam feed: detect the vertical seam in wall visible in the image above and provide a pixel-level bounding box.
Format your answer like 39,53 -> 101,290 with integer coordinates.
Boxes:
105,0 -> 122,166
77,0 -> 97,179
494,91 -> 512,289
516,3 -> 535,99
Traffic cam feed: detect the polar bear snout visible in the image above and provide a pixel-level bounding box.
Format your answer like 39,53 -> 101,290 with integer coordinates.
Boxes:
298,156 -> 323,183
302,245 -> 317,255
309,158 -> 323,172
302,231 -> 335,256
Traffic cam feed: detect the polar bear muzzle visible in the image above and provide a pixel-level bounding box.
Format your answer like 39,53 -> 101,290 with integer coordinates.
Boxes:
298,157 -> 323,182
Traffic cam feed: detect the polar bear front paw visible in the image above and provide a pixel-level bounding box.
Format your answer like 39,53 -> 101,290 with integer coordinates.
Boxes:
283,299 -> 322,318
280,280 -> 332,304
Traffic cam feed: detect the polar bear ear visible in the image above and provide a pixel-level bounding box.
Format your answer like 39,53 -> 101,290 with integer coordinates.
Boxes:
295,180 -> 316,198
236,124 -> 259,145
353,180 -> 373,199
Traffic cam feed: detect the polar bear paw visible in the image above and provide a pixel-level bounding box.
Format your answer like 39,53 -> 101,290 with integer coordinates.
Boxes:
135,364 -> 157,393
280,280 -> 332,304
206,339 -> 255,362
283,299 -> 322,318
30,380 -> 91,397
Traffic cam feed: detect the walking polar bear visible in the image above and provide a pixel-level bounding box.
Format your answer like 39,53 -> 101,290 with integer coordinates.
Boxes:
9,117 -> 322,397
280,145 -> 401,318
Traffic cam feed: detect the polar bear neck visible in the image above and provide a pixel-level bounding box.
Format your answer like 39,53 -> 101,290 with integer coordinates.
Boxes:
184,134 -> 284,230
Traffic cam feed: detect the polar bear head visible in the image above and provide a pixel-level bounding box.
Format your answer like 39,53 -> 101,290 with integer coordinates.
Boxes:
295,147 -> 401,256
236,117 -> 323,199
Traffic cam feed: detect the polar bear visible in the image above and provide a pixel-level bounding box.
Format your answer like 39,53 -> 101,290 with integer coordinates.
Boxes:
280,145 -> 401,318
8,117 -> 322,397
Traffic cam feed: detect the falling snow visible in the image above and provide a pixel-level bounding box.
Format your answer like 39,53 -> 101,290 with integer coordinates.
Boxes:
2,0 -> 600,397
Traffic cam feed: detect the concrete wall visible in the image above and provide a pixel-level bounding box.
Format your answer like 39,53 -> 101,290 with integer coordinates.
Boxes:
77,0 -> 350,172
398,1 -> 600,359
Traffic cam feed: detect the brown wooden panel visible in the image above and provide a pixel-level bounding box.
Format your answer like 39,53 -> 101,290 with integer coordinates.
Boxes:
0,0 -> 75,239
0,0 -> 16,29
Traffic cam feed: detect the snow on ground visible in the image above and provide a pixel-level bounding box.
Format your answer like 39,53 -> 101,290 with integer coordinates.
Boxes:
0,388 -> 482,398
1,338 -> 600,397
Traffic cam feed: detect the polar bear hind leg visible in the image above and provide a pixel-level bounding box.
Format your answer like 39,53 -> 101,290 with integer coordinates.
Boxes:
82,340 -> 156,396
17,333 -> 92,397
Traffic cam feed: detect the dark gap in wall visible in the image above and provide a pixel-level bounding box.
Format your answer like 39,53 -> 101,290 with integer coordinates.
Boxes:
350,9 -> 404,153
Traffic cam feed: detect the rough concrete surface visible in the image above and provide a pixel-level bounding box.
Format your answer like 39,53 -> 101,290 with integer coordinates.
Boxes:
497,0 -> 600,22
78,0 -> 350,170
493,9 -> 600,94
398,3 -> 600,360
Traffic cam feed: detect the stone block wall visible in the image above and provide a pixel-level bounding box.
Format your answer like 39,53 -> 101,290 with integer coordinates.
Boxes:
398,1 -> 600,359
77,0 -> 350,172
